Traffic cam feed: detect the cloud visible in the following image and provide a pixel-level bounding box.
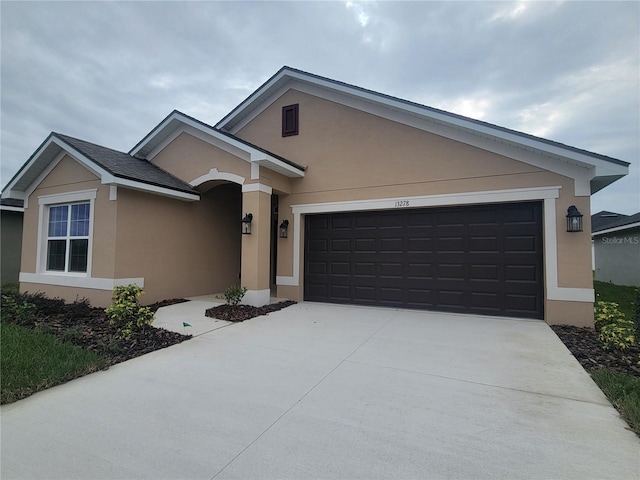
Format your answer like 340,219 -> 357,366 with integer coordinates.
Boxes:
1,0 -> 637,214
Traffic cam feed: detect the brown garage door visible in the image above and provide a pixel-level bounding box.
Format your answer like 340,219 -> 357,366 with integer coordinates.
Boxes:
304,202 -> 543,319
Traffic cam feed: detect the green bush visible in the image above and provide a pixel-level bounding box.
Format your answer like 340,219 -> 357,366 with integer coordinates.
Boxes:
1,294 -> 36,326
594,301 -> 635,351
105,285 -> 154,339
224,285 -> 247,306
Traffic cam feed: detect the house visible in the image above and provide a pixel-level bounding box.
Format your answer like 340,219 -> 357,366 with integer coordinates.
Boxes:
592,211 -> 640,287
1,67 -> 630,327
0,198 -> 24,285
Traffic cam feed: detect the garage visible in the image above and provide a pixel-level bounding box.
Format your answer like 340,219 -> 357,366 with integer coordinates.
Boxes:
304,202 -> 544,319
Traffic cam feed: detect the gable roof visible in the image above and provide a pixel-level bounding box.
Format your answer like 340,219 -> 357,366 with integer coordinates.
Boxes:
2,133 -> 199,203
216,66 -> 629,195
592,211 -> 640,235
130,110 -> 305,178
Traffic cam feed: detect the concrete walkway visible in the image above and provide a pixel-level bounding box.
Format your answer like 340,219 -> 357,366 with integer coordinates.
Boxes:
2,303 -> 639,479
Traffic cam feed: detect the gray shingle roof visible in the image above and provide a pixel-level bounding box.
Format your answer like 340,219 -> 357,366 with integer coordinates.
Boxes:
592,211 -> 640,233
54,134 -> 198,195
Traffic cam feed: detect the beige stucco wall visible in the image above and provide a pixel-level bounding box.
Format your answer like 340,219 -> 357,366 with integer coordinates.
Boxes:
20,154 -> 242,307
113,184 -> 242,304
20,155 -> 117,302
235,89 -> 594,326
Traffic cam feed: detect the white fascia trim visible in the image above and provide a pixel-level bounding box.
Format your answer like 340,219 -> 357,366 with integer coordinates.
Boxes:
146,123 -> 252,162
190,168 -> 245,187
20,272 -> 144,291
242,183 -> 272,194
592,222 -> 640,237
547,287 -> 595,302
23,150 -> 68,209
108,177 -> 199,201
251,153 -> 305,178
277,186 -> 561,288
243,289 -> 271,307
0,206 -> 24,212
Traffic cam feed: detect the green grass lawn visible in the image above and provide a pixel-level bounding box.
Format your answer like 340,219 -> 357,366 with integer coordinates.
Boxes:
592,369 -> 640,435
1,323 -> 106,404
594,280 -> 638,319
591,280 -> 639,435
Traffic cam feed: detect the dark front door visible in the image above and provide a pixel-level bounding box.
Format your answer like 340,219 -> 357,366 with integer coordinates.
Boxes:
304,202 -> 544,319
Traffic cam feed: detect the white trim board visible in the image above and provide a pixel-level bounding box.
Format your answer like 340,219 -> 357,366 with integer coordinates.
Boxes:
20,272 -> 144,291
276,186 -> 593,304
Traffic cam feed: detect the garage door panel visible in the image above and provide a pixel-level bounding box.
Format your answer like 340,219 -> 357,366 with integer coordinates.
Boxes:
354,262 -> 375,277
304,202 -> 543,319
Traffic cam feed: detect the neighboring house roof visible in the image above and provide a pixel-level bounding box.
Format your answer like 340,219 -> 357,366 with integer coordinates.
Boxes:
591,211 -> 629,232
0,197 -> 24,212
130,110 -> 305,178
592,212 -> 640,236
2,132 -> 199,203
216,66 -> 629,195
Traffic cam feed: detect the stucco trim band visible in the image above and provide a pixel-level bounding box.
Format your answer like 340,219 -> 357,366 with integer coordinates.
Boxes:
20,272 -> 144,290
277,186 -> 593,304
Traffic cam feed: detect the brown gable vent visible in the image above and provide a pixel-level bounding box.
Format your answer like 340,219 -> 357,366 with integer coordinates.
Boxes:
282,104 -> 299,137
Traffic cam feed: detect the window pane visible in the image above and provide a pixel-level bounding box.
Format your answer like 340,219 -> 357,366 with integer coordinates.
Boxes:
47,240 -> 66,271
70,203 -> 90,236
48,205 -> 68,237
69,239 -> 88,272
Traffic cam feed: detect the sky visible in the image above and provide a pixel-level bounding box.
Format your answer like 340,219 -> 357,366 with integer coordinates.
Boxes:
1,0 -> 638,214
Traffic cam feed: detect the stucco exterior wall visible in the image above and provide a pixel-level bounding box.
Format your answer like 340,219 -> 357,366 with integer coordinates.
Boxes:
594,227 -> 640,287
113,184 -> 242,304
1,210 -> 23,285
236,89 -> 594,326
20,156 -> 117,301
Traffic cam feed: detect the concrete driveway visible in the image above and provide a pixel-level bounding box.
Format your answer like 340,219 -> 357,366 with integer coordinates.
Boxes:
1,302 -> 638,479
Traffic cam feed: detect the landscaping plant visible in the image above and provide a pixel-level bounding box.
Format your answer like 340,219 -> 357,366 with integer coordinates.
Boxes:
594,301 -> 635,351
223,285 -> 247,306
105,285 -> 154,339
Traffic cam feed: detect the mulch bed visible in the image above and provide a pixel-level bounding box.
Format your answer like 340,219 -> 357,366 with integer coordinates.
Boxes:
551,325 -> 640,377
205,300 -> 297,322
9,297 -> 191,367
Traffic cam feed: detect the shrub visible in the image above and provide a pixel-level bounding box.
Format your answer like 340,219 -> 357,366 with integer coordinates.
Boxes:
105,285 -> 154,339
595,301 -> 635,351
1,294 -> 36,326
224,285 -> 247,306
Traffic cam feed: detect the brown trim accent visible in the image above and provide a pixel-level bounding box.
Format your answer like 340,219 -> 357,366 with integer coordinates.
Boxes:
282,104 -> 299,137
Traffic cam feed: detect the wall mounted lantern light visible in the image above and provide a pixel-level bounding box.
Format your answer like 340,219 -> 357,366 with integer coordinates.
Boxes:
242,213 -> 253,235
566,206 -> 583,232
279,219 -> 289,238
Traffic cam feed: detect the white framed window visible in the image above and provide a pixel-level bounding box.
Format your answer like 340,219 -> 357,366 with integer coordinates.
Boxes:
37,190 -> 96,276
46,203 -> 90,272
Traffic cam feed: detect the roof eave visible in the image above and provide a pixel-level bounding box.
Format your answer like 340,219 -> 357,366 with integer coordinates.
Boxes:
592,221 -> 640,236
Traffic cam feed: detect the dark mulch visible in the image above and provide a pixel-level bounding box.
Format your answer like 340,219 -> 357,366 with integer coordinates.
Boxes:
206,300 -> 297,322
551,325 -> 640,377
8,297 -> 191,367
